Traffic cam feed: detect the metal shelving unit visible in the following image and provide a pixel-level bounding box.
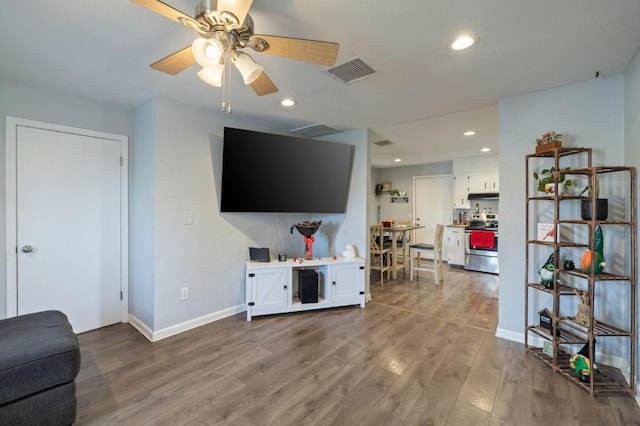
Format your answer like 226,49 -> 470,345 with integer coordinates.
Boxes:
525,147 -> 636,397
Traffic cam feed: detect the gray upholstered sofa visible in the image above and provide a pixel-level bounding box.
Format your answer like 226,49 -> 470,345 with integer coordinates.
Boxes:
0,310 -> 81,425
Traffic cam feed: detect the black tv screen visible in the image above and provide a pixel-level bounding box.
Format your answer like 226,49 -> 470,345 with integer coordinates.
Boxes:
220,127 -> 354,213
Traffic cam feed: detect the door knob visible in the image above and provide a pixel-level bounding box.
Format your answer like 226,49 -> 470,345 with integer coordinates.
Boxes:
21,245 -> 33,253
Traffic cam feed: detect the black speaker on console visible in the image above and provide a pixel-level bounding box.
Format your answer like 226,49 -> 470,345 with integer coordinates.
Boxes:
298,270 -> 318,304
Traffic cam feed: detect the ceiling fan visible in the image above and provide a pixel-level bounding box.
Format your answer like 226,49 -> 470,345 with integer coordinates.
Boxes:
131,0 -> 340,98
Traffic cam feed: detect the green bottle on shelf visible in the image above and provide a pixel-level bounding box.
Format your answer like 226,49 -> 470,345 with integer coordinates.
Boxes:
474,203 -> 479,213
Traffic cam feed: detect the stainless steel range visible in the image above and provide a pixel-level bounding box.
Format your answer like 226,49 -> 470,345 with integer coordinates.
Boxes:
464,213 -> 499,274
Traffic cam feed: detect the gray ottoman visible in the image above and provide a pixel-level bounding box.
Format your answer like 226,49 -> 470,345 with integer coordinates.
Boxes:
0,310 -> 81,425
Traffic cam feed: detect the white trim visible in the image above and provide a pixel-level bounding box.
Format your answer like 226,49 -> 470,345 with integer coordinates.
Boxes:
4,117 -> 129,324
495,327 -> 524,343
130,305 -> 246,342
128,314 -> 154,342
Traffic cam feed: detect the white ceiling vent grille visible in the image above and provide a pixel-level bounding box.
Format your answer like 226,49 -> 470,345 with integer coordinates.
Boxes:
325,58 -> 376,84
290,123 -> 339,138
374,140 -> 394,147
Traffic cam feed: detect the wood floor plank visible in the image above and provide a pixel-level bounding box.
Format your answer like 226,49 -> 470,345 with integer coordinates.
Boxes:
446,399 -> 491,426
376,320 -> 460,420
457,333 -> 510,413
488,341 -> 535,426
71,267 -> 639,425
403,327 -> 487,424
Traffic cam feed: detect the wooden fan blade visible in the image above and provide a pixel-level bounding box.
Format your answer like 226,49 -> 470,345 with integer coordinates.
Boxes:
251,35 -> 339,66
150,46 -> 195,75
251,72 -> 278,96
218,0 -> 253,26
130,0 -> 193,24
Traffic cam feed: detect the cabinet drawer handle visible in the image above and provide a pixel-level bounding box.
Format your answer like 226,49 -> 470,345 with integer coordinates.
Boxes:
283,285 -> 288,290
332,281 -> 336,286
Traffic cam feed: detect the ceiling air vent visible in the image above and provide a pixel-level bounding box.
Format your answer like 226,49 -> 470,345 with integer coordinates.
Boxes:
374,140 -> 394,147
325,58 -> 376,84
290,123 -> 339,138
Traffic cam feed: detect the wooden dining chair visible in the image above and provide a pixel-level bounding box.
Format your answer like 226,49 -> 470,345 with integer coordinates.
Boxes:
409,224 -> 445,285
369,225 -> 391,285
384,220 -> 413,269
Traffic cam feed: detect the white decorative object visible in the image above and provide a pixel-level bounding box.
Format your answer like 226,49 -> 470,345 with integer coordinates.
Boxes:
342,244 -> 356,258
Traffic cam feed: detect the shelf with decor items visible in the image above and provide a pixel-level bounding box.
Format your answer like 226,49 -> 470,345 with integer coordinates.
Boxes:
525,146 -> 636,397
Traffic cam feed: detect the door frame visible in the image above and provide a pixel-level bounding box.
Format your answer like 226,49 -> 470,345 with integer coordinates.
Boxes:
5,117 -> 129,322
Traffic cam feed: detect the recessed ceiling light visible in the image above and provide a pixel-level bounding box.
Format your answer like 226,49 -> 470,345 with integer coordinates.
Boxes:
280,98 -> 296,107
464,130 -> 476,136
394,158 -> 402,162
450,35 -> 477,51
481,147 -> 491,152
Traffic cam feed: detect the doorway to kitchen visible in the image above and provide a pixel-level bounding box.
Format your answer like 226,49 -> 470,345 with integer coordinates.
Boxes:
413,175 -> 453,248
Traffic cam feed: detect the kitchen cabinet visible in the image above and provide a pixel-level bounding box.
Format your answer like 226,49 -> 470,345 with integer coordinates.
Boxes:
445,226 -> 465,266
524,146 -> 636,397
468,171 -> 499,193
454,169 -> 499,209
453,174 -> 470,208
246,257 -> 365,321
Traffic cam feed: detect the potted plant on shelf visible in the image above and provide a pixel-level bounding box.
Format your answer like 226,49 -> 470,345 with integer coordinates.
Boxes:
535,130 -> 563,153
533,166 -> 573,195
579,181 -> 608,220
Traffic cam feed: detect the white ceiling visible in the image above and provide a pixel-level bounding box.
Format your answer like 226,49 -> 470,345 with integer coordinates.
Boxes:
1,1 -> 639,167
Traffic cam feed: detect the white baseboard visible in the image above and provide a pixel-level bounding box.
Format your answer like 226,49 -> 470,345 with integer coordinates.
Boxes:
128,314 -> 154,342
128,304 -> 245,342
495,327 -> 524,343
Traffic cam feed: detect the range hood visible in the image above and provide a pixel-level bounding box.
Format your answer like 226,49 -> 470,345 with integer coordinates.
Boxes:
468,192 -> 499,200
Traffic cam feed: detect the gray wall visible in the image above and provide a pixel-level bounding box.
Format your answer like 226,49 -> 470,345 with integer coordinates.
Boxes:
129,96 -> 369,337
0,77 -> 133,319
623,45 -> 640,398
498,75 -> 626,344
1,79 -> 368,339
130,97 -> 157,328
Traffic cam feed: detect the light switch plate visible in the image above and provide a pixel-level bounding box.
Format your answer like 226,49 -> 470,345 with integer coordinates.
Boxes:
184,211 -> 193,225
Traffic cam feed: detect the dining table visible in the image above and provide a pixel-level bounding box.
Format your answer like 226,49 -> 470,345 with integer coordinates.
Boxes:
382,224 -> 425,279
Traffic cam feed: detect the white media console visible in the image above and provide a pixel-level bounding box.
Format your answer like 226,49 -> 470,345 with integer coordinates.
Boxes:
245,257 -> 365,321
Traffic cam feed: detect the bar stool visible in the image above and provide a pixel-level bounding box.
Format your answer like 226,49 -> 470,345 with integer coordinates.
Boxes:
369,224 -> 391,285
410,224 -> 445,285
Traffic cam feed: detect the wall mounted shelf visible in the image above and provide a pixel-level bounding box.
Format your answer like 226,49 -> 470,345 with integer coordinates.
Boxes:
390,196 -> 408,203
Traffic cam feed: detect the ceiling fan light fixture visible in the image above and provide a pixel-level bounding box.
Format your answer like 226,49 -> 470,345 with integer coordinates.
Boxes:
197,64 -> 224,87
193,37 -> 224,67
232,52 -> 263,85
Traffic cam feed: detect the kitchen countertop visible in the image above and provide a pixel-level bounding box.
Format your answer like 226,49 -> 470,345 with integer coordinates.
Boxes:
447,223 -> 469,228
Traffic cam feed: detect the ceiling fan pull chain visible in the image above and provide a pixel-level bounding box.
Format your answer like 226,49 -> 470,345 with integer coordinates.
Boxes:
221,56 -> 228,112
227,58 -> 232,114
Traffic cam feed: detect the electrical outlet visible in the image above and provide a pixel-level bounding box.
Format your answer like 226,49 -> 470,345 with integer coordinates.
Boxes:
181,287 -> 190,300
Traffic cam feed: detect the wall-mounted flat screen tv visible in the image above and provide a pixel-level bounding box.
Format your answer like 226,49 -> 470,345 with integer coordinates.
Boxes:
221,127 -> 354,213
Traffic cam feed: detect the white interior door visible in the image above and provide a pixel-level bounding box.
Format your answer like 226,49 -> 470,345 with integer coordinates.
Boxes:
413,175 -> 453,247
6,118 -> 128,333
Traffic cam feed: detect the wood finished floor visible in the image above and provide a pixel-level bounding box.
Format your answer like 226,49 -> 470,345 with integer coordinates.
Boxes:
75,266 -> 640,425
